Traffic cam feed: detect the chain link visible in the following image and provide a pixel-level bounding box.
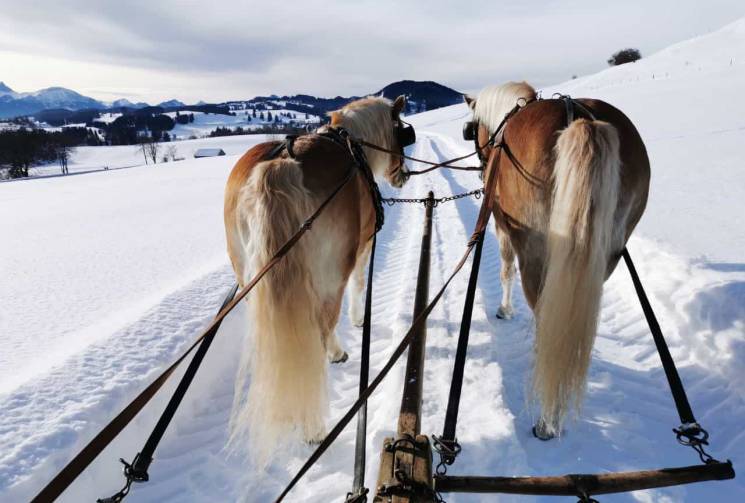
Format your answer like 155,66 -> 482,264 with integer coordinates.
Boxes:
382,188 -> 483,207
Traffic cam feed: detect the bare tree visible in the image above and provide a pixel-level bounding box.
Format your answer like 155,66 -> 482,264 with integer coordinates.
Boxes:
56,143 -> 74,174
166,145 -> 178,162
139,138 -> 160,165
138,142 -> 148,165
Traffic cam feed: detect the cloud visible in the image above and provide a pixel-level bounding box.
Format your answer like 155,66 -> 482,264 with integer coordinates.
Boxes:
1,0 -> 744,103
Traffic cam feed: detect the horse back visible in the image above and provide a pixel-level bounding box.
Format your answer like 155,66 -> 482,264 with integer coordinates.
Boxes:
496,98 -> 650,235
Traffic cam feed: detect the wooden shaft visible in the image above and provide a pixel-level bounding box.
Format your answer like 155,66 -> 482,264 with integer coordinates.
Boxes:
398,191 -> 434,437
434,461 -> 735,496
392,193 -> 435,503
375,194 -> 436,503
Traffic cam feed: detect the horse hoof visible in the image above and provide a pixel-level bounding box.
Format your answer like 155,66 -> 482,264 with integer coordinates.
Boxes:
496,306 -> 513,319
532,423 -> 555,441
305,434 -> 326,446
330,352 -> 349,364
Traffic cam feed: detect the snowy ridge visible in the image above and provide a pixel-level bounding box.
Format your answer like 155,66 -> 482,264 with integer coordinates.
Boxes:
2,17 -> 745,502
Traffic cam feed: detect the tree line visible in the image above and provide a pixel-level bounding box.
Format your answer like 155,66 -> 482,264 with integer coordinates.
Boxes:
0,128 -> 93,178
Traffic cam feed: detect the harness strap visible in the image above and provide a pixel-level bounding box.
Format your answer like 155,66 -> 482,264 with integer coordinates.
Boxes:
621,250 -> 696,425
563,95 -> 574,124
558,94 -> 598,127
348,233 -> 377,501
356,138 -> 482,174
433,144 -> 506,470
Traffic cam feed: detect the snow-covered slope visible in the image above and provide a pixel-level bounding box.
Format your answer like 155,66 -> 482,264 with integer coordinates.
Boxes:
543,17 -> 745,263
1,18 -> 744,503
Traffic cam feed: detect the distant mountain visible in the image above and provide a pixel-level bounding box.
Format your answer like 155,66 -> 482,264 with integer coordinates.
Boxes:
240,80 -> 463,117
0,83 -> 158,119
111,98 -> 149,109
0,83 -> 106,119
375,80 -> 463,113
158,99 -> 185,108
30,87 -> 103,110
0,79 -> 463,121
0,81 -> 17,97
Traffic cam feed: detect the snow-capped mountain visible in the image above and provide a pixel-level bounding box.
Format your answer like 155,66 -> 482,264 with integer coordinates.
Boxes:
26,86 -> 102,110
0,83 -> 106,118
157,99 -> 186,108
0,81 -> 19,98
110,98 -> 149,109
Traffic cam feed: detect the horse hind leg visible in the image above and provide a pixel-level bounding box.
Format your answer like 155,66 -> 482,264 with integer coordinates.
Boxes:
321,292 -> 348,363
496,226 -> 517,319
348,240 -> 372,327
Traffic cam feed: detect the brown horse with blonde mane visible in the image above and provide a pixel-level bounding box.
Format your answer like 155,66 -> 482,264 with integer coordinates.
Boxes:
224,95 -> 410,455
465,82 -> 650,439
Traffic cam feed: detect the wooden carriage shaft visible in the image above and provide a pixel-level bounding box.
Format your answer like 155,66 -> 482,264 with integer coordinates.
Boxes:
398,192 -> 434,437
375,193 -> 435,503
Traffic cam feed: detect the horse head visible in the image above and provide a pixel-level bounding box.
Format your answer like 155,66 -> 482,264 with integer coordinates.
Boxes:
329,95 -> 414,188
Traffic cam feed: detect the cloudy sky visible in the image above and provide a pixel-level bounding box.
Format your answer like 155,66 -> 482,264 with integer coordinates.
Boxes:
1,0 -> 744,104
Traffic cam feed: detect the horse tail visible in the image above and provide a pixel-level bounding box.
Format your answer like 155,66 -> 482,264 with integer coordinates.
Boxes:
229,157 -> 327,459
533,118 -> 621,437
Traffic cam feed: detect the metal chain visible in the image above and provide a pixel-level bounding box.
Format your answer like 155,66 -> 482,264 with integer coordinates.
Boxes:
382,188 -> 483,207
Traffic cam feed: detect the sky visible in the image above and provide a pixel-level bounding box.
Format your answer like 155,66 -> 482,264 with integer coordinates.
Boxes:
1,0 -> 744,104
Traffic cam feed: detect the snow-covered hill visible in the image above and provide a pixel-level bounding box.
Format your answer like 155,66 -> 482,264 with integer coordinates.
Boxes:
1,18 -> 744,503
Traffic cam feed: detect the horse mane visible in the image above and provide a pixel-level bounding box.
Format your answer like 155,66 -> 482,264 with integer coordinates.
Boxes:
328,97 -> 395,177
472,81 -> 536,134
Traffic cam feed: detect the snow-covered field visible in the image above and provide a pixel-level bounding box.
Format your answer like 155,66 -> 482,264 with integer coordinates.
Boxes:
2,18 -> 744,503
19,134 -> 276,178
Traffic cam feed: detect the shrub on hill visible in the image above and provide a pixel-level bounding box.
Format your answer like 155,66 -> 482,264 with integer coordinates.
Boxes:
608,48 -> 642,66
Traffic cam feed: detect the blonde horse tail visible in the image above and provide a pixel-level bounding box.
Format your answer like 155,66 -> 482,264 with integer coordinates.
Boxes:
229,158 -> 327,459
533,118 -> 621,438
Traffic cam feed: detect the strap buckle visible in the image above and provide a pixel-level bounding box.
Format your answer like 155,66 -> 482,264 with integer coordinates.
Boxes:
431,435 -> 461,475
674,423 -> 718,464
344,487 -> 369,503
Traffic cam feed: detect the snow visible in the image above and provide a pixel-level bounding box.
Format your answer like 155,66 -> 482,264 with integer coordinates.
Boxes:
2,18 -> 744,503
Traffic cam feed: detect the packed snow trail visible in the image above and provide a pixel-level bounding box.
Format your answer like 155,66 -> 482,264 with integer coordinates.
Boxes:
3,18 -> 745,502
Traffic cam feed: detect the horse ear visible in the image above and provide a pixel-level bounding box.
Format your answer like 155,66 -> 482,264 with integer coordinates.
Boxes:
392,95 -> 406,116
463,94 -> 475,108
327,111 -> 342,125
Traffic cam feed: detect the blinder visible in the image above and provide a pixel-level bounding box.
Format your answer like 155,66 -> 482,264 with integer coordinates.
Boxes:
462,120 -> 477,141
394,120 -> 416,148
